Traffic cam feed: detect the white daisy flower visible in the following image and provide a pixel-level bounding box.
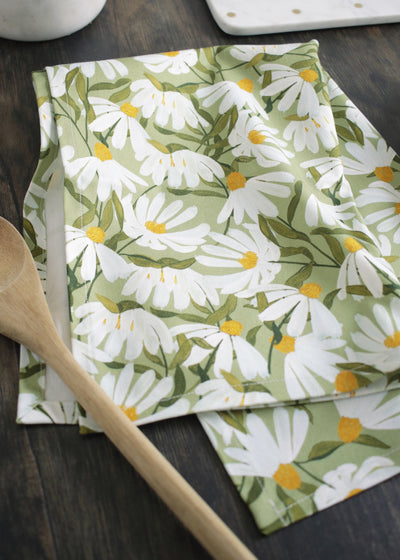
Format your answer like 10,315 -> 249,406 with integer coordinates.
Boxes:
46,65 -> 70,97
197,224 -> 281,298
73,58 -> 128,80
217,170 -> 293,225
134,49 -> 198,74
122,192 -> 209,253
283,106 -> 337,153
342,138 -> 395,183
304,194 -> 354,227
345,100 -> 379,140
335,379 -> 400,443
357,183 -> 400,244
63,144 -> 147,201
100,365 -> 172,421
88,97 -> 149,150
336,236 -> 398,300
24,182 -> 46,211
351,298 -> 400,372
74,301 -> 174,360
230,43 -> 302,62
193,378 -> 276,413
259,283 -> 342,339
259,63 -> 322,117
197,410 -> 238,448
228,110 -> 293,168
71,339 -> 111,374
171,320 -> 269,380
301,156 -> 351,197
225,408 -> 309,491
38,101 -> 58,149
326,76 -> 343,101
130,79 -> 207,131
65,225 -> 131,282
314,457 -> 400,510
133,143 -> 224,188
121,264 -> 219,310
272,333 -> 345,399
196,79 -> 267,116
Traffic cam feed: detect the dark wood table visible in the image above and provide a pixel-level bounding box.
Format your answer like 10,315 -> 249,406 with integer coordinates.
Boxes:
1,1 -> 399,558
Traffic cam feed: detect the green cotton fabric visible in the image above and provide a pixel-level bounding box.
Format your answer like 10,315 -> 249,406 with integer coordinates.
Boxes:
18,41 -> 400,534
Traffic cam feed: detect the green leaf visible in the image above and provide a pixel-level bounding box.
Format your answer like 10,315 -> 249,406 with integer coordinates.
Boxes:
206,295 -> 237,325
323,288 -> 340,309
170,339 -> 193,368
246,53 -> 264,68
258,215 -> 277,243
100,199 -> 113,232
286,263 -> 313,288
346,285 -> 372,296
72,205 -> 96,228
348,120 -> 364,145
308,441 -> 343,461
144,72 -> 163,91
221,370 -> 244,392
246,325 -> 261,345
287,181 -> 302,225
96,294 -> 119,313
203,47 -> 219,68
246,478 -> 264,505
322,234 -> 345,264
65,67 -> 80,91
147,139 -> 170,154
177,83 -> 199,94
64,179 -> 93,209
112,192 -> 124,228
355,434 -> 390,449
291,58 -> 316,69
279,246 -> 313,261
336,125 -> 356,142
143,346 -> 163,366
271,322 -> 282,344
267,218 -> 309,242
276,486 -> 306,522
109,87 -> 131,104
219,411 -> 247,434
118,300 -> 142,312
285,114 -> 309,122
173,365 -> 186,396
256,292 -> 268,313
105,361 -> 126,369
23,218 -> 37,245
89,78 -> 131,91
192,337 -> 214,350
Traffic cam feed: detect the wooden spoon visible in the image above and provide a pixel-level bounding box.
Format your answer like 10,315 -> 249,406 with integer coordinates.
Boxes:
0,216 -> 257,560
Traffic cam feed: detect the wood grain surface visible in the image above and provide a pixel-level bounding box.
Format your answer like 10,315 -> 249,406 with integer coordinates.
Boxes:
0,1 -> 399,558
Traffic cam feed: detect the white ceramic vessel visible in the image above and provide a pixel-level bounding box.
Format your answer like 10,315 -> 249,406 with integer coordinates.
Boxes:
0,0 -> 107,41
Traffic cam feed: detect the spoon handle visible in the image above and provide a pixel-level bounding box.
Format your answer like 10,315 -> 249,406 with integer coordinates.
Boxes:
41,332 -> 256,560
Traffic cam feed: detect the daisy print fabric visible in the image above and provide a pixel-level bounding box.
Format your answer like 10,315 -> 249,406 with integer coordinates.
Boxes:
19,41 -> 400,534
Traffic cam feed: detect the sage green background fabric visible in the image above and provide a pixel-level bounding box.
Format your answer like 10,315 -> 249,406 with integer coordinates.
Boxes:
18,41 -> 400,533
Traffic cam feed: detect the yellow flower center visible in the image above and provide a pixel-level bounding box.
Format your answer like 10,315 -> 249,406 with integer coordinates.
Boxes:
237,78 -> 253,92
346,488 -> 363,499
164,50 -> 179,57
335,370 -> 359,393
384,331 -> 400,348
273,335 -> 295,354
145,220 -> 166,234
299,282 -> 322,299
273,463 -> 301,490
395,203 -> 400,215
220,320 -> 243,336
338,416 -> 362,443
227,171 -> 246,191
299,69 -> 318,82
238,251 -> 258,270
374,166 -> 393,183
248,129 -> 266,144
120,405 -> 138,422
344,237 -> 363,253
86,226 -> 106,243
94,142 -> 112,161
120,102 -> 139,118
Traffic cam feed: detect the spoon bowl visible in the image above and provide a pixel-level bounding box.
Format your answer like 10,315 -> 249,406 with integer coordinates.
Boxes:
0,216 -> 255,560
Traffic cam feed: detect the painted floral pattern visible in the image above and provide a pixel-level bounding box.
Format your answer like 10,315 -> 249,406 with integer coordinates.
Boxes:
19,41 -> 400,534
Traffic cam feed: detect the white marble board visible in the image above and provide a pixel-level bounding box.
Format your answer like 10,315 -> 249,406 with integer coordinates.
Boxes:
205,0 -> 400,35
